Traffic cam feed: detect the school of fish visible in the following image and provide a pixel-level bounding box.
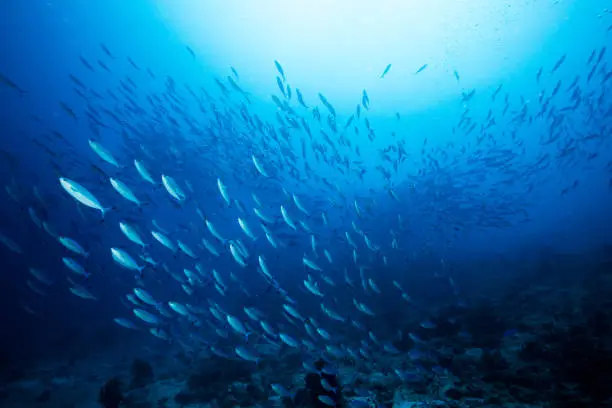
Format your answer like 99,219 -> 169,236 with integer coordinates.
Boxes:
1,12 -> 612,407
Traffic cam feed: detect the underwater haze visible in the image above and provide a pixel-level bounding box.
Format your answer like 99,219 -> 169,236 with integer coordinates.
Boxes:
1,0 -> 612,407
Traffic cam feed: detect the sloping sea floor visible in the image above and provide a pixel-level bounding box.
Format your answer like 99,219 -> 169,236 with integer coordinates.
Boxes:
1,250 -> 611,408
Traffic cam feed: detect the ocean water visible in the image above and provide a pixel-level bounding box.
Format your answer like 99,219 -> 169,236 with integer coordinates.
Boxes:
1,1 -> 611,407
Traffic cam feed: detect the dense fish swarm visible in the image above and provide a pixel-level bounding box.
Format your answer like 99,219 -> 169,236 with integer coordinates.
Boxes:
1,6 -> 612,408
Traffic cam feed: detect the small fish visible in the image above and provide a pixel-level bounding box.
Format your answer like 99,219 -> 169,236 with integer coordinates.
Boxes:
274,60 -> 286,82
168,301 -> 190,316
235,346 -> 259,363
110,178 -> 140,206
134,160 -> 155,184
317,395 -> 336,406
151,230 -> 176,252
119,222 -> 146,248
161,174 -> 186,202
177,240 -> 198,259
227,315 -> 251,339
111,248 -> 144,273
114,318 -> 138,329
133,308 -> 159,324
89,139 -> 120,167
58,236 -> 88,257
415,63 -> 428,74
251,155 -> 269,177
238,218 -> 256,240
217,178 -> 231,205
279,333 -> 300,348
280,205 -> 297,230
70,285 -> 97,300
62,257 -> 90,278
380,63 -> 392,79
100,43 -> 117,59
551,54 -> 566,73
229,242 -> 247,267
0,231 -> 23,254
59,102 -> 77,121
127,57 -> 140,70
59,178 -> 109,217
0,72 -> 27,95
133,288 -> 157,307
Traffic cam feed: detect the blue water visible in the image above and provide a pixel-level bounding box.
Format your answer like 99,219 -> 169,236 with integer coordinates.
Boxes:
1,1 -> 612,407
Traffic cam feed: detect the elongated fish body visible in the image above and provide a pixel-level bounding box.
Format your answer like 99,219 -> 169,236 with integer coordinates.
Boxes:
324,249 -> 333,264
235,346 -> 259,363
62,257 -> 90,277
114,318 -> 137,329
283,304 -> 303,320
70,285 -> 96,300
161,174 -> 186,201
212,269 -> 226,289
264,231 -> 278,248
304,279 -> 324,297
238,218 -> 256,240
303,255 -> 323,272
28,268 -> 53,286
88,139 -> 119,167
258,256 -> 273,280
133,308 -> 159,324
321,304 -> 345,322
274,60 -> 286,82
201,237 -> 220,256
205,219 -> 225,243
110,178 -> 140,205
415,63 -> 428,74
111,248 -> 143,272
227,315 -> 250,338
292,194 -> 309,215
229,242 -> 247,267
151,230 -> 176,252
380,63 -> 392,79
119,221 -> 146,247
217,178 -> 231,205
280,205 -> 297,230
279,333 -> 300,348
233,239 -> 249,258
28,207 -> 42,229
251,155 -> 269,177
177,240 -> 197,258
168,301 -> 190,316
253,207 -> 273,223
152,220 -> 169,234
133,288 -> 157,307
134,160 -> 155,184
59,177 -> 108,217
58,236 -> 88,257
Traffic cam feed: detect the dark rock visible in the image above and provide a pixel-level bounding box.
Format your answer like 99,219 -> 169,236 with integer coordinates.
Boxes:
131,358 -> 154,389
99,377 -> 124,408
444,388 -> 464,400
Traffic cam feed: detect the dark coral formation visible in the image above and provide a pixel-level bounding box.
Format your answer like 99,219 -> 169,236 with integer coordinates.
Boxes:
99,377 -> 124,408
130,358 -> 154,389
174,356 -> 256,406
